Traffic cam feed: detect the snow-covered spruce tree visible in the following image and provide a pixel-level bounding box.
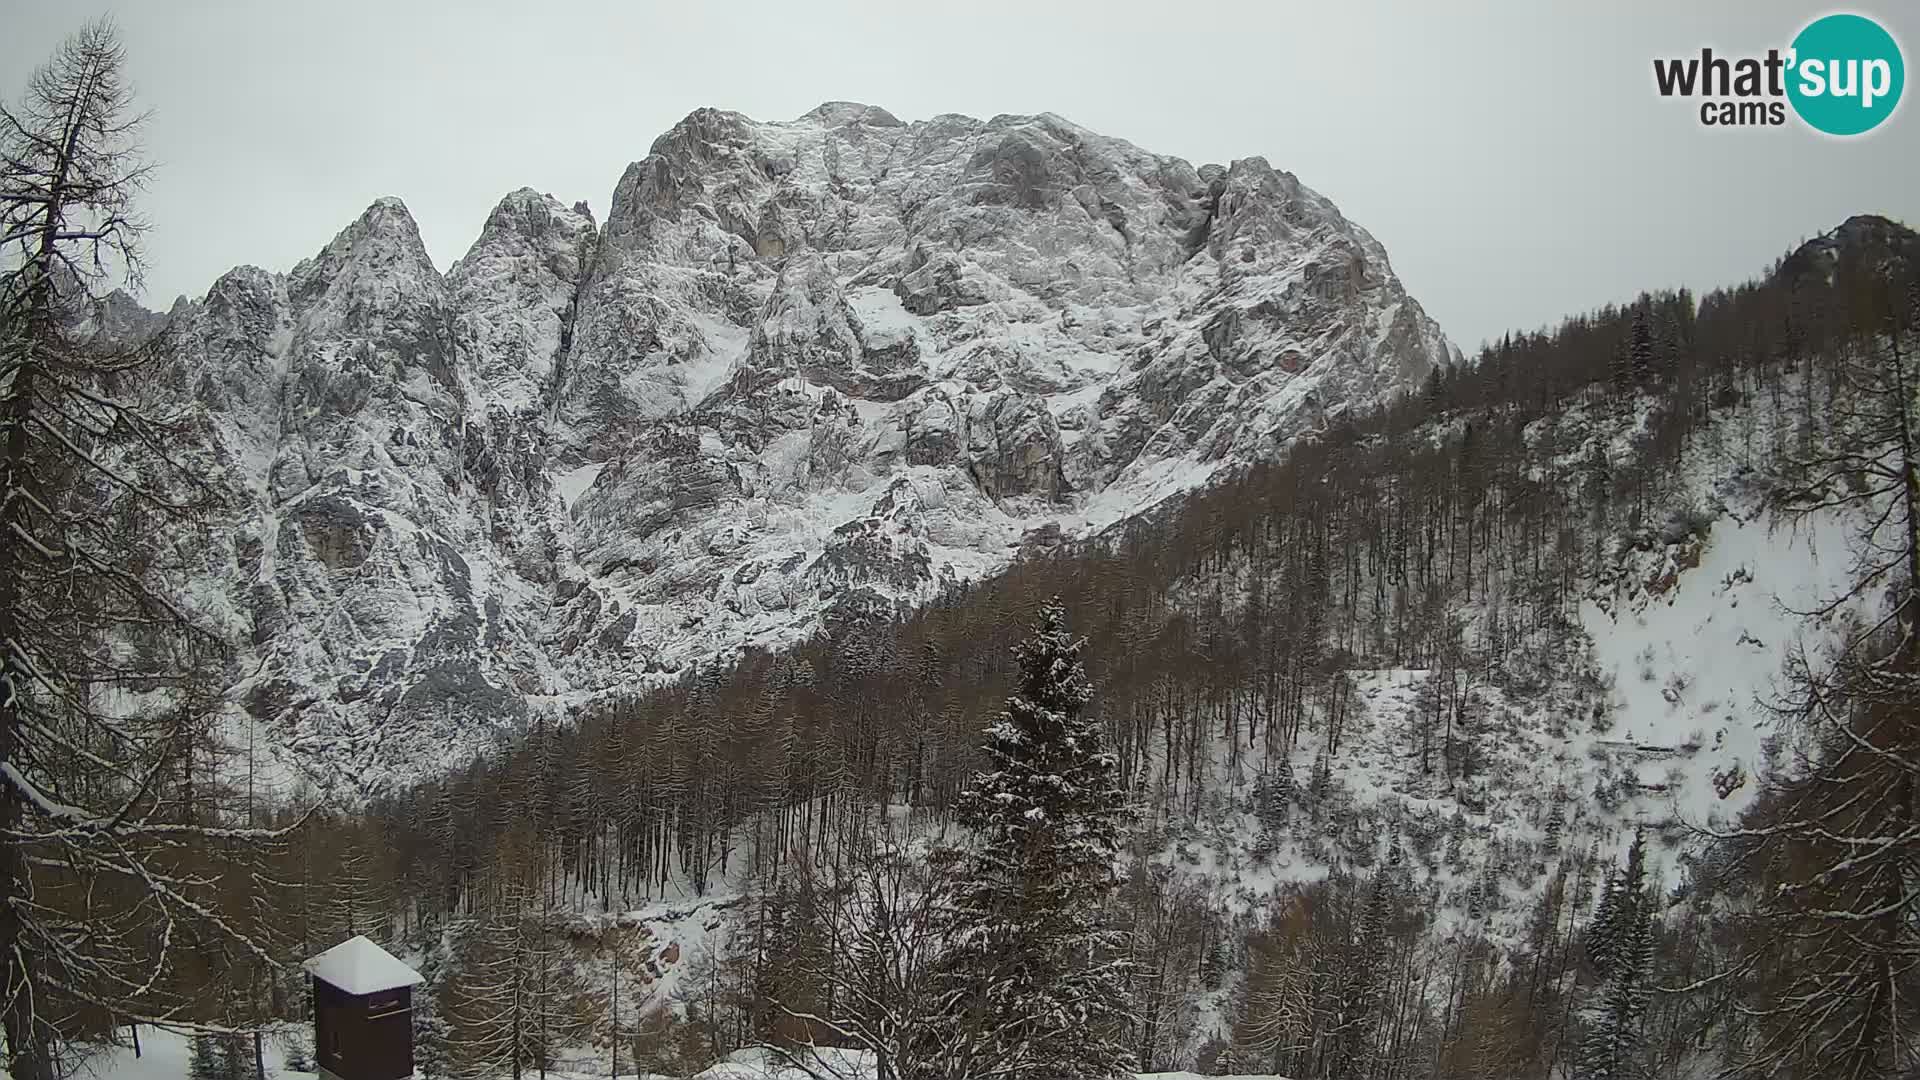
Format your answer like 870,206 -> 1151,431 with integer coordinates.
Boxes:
924,598 -> 1135,1080
187,1035 -> 219,1080
1578,829 -> 1653,1080
411,927 -> 456,1080
1585,827 -> 1647,983
1330,870 -> 1397,1075
1,19 -> 299,1079
1253,759 -> 1292,834
187,1031 -> 249,1080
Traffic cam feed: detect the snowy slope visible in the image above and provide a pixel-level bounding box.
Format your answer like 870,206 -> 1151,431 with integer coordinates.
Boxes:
53,1024 -> 311,1080
1580,503 -> 1866,832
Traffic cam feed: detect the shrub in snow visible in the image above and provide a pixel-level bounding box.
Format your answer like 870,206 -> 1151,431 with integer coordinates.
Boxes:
1661,503 -> 1716,544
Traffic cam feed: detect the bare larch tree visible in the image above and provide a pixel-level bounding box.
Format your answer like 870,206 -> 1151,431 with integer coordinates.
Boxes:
1,18 -> 298,1080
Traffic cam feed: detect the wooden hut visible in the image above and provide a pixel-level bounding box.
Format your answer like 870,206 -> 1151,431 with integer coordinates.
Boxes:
302,935 -> 424,1080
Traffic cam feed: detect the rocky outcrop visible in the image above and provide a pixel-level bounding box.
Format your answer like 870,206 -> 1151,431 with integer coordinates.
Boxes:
448,188 -> 597,415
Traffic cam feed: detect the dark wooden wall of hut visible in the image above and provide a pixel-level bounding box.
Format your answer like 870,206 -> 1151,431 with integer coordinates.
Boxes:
311,978 -> 414,1080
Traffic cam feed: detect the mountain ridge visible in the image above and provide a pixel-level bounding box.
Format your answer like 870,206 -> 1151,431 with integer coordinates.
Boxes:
125,102 -> 1459,792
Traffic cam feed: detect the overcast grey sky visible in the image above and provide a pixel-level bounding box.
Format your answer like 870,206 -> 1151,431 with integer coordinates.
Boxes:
3,1 -> 1915,351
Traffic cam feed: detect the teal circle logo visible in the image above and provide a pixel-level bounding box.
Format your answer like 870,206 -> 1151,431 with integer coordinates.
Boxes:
1787,13 -> 1904,135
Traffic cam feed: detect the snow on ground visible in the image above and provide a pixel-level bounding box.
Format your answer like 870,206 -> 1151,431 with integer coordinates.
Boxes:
1139,1074 -> 1293,1080
58,1024 -> 309,1080
844,285 -> 923,355
1575,495 -> 1877,876
557,461 -> 609,510
1071,454 -> 1226,537
65,1025 -> 1298,1080
567,893 -> 740,1035
682,312 -> 753,409
675,1050 -> 1301,1080
1100,400 -> 1891,976
568,1045 -> 1297,1080
95,496 -> 1861,1080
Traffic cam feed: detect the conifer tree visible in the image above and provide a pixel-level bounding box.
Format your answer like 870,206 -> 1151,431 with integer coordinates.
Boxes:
1585,851 -> 1626,980
187,1032 -> 248,1080
1309,748 -> 1333,810
926,598 -> 1135,1080
1253,759 -> 1292,835
1630,305 -> 1658,386
334,820 -> 396,944
188,1035 -> 221,1080
1333,872 -> 1397,1076
1580,829 -> 1653,1080
1589,829 -> 1652,976
1609,339 -> 1634,397
411,935 -> 455,1080
440,825 -> 583,1080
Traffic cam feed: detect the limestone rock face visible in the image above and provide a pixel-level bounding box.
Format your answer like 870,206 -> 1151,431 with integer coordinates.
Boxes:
448,187 -> 597,415
146,104 -> 1457,793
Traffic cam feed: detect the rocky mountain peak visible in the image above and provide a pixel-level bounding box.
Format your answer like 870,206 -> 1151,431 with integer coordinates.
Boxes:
1777,213 -> 1918,284
450,189 -> 598,414
288,197 -> 437,308
471,187 -> 598,244
801,101 -> 905,128
145,105 -> 1460,792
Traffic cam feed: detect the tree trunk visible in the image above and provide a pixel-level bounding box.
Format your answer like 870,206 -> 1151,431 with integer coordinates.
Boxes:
1,268 -> 52,1080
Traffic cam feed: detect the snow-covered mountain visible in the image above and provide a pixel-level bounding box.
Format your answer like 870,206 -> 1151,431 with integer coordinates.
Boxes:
145,103 -> 1457,791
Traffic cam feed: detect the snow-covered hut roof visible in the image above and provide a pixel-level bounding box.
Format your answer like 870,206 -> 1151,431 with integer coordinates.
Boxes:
302,935 -> 423,995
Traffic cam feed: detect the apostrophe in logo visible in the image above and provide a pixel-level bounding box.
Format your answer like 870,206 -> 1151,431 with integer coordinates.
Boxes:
1787,13 -> 1904,135
1652,12 -> 1904,136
